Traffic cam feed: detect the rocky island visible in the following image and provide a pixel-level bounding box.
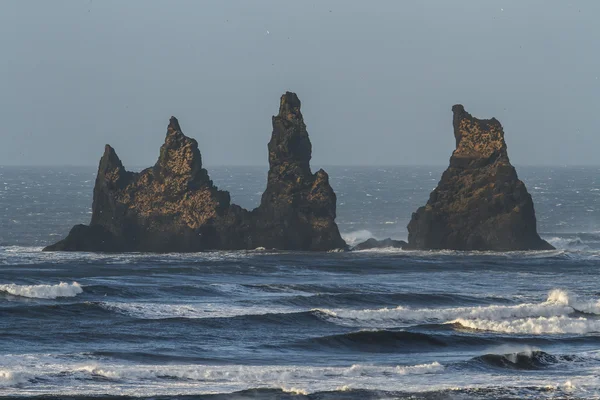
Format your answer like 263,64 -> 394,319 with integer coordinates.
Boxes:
407,105 -> 554,251
352,238 -> 407,251
44,92 -> 346,252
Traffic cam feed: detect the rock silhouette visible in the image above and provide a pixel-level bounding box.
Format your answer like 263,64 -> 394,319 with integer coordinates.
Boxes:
407,105 -> 553,251
353,238 -> 407,251
251,92 -> 346,250
44,92 -> 345,252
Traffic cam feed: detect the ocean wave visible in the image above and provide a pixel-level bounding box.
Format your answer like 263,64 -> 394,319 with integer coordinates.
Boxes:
278,291 -> 508,309
0,361 -> 446,390
445,290 -> 600,335
545,233 -> 600,251
99,301 -> 301,321
314,289 -> 592,328
0,281 -> 82,299
546,236 -> 589,251
341,230 -> 373,246
0,369 -> 30,386
453,315 -> 600,334
291,328 -> 518,352
470,350 -> 581,370
0,353 -> 594,397
295,330 -> 448,352
547,288 -> 600,314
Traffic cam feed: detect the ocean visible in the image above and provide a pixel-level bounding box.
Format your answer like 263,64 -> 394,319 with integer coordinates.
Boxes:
1,165 -> 600,399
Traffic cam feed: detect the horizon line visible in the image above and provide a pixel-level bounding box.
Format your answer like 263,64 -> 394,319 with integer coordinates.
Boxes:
2,164 -> 600,169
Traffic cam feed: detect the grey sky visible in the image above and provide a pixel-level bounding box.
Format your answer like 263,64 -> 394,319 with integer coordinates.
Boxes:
1,0 -> 599,167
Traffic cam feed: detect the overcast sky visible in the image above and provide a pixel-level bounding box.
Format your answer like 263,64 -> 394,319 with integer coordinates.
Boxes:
1,0 -> 599,167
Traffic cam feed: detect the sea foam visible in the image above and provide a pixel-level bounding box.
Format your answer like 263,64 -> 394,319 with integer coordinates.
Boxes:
341,230 -> 373,246
0,282 -> 82,299
453,315 -> 600,334
315,290 -> 584,326
0,370 -> 29,386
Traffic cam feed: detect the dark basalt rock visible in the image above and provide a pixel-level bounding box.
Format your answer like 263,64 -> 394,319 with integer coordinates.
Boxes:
250,92 -> 347,251
353,238 -> 407,251
44,92 -> 345,252
407,105 -> 553,251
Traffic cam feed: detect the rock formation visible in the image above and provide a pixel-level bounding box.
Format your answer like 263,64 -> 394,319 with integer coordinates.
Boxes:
407,105 -> 553,251
44,92 -> 345,252
353,238 -> 407,251
250,92 -> 347,250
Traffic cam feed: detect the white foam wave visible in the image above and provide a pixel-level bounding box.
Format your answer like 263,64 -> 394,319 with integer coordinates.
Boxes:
445,290 -> 600,335
547,289 -> 600,314
211,283 -> 311,298
0,282 -> 82,299
281,387 -> 309,395
0,369 -> 29,386
396,362 -> 444,375
354,247 -> 407,253
316,290 -> 586,327
545,236 -> 589,251
55,362 -> 448,383
454,315 -> 600,334
341,229 -> 373,246
1,353 -> 597,397
101,302 -> 293,320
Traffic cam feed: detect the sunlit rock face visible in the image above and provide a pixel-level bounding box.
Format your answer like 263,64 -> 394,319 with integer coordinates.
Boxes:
44,93 -> 345,252
250,92 -> 346,251
407,105 -> 553,251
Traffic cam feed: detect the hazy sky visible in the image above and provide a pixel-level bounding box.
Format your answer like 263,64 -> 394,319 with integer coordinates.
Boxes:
1,1 -> 599,167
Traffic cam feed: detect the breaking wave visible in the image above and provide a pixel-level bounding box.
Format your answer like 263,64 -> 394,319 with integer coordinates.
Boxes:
449,289 -> 600,335
315,289 -> 596,328
0,369 -> 30,386
0,361 -> 446,390
454,315 -> 600,334
100,302 -> 298,320
341,230 -> 374,246
0,281 -> 83,299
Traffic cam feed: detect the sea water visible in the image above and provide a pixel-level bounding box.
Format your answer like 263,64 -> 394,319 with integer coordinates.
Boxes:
1,165 -> 600,399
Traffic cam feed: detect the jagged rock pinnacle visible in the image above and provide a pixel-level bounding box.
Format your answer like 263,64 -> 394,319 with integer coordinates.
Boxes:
407,105 -> 553,251
269,92 -> 312,171
256,92 -> 345,251
451,105 -> 507,161
44,93 -> 346,252
278,91 -> 303,122
168,116 -> 182,134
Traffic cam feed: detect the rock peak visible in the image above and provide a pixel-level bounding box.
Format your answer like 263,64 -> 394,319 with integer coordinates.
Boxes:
100,144 -> 124,171
451,104 -> 466,115
168,116 -> 182,134
269,92 -> 311,171
451,104 -> 506,160
155,117 -> 208,186
278,92 -> 303,122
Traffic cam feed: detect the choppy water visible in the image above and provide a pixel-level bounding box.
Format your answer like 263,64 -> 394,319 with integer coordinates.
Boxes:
2,166 -> 600,399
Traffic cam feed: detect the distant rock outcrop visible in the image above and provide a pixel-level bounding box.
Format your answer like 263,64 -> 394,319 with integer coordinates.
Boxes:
44,92 -> 345,252
353,238 -> 407,251
250,92 -> 347,250
407,105 -> 553,251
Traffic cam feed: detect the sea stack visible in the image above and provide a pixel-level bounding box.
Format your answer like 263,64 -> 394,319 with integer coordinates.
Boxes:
44,116 -> 250,252
44,92 -> 345,252
250,92 -> 346,250
407,105 -> 553,251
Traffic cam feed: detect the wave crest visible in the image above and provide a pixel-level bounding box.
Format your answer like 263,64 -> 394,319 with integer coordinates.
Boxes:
0,282 -> 82,299
473,350 -> 566,370
454,315 -> 600,334
0,370 -> 30,386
